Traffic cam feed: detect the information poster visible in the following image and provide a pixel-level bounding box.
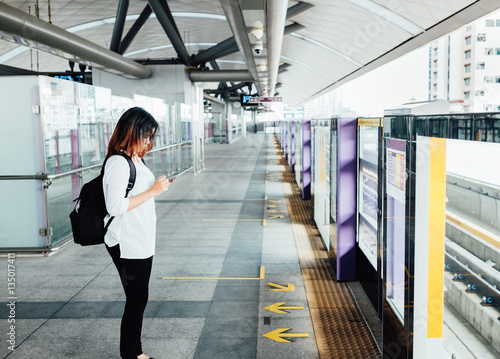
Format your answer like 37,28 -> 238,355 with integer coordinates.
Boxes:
358,125 -> 379,269
385,138 -> 407,324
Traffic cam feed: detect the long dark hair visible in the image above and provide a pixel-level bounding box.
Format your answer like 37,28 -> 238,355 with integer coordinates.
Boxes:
106,107 -> 158,159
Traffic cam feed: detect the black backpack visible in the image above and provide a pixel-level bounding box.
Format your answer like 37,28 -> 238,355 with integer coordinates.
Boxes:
70,153 -> 136,246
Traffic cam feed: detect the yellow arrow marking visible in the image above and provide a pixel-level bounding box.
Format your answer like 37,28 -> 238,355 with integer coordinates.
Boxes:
267,209 -> 286,213
268,282 -> 295,291
268,215 -> 284,219
264,302 -> 304,314
162,266 -> 265,280
268,200 -> 282,203
263,328 -> 309,343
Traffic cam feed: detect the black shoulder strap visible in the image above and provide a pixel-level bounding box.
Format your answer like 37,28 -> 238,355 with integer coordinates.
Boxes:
117,153 -> 136,198
103,153 -> 138,231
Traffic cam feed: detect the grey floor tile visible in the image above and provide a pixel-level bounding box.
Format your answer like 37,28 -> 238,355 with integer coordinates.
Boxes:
213,285 -> 261,302
194,337 -> 258,359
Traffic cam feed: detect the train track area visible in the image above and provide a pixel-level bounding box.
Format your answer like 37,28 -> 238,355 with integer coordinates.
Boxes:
443,207 -> 500,357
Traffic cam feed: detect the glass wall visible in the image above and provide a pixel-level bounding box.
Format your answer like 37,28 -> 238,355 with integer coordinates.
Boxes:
0,76 -> 198,250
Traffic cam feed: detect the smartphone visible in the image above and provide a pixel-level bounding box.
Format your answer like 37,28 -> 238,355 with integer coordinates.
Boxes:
168,175 -> 178,182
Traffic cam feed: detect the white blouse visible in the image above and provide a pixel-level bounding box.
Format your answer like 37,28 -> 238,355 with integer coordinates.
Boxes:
102,155 -> 156,259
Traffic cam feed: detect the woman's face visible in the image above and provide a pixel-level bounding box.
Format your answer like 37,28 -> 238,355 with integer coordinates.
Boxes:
141,130 -> 155,152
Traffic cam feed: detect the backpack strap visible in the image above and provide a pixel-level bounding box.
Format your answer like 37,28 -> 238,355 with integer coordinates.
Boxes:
119,153 -> 136,198
103,153 -> 138,230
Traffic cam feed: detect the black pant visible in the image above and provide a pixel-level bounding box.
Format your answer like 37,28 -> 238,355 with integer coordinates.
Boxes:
106,244 -> 153,359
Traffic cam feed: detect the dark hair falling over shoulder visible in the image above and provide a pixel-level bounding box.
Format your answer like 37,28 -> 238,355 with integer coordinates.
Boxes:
106,107 -> 158,159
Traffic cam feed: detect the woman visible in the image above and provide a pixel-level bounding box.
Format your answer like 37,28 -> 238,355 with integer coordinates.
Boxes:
103,107 -> 170,359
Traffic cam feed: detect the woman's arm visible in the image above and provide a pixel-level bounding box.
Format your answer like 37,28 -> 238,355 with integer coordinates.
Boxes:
126,175 -> 170,212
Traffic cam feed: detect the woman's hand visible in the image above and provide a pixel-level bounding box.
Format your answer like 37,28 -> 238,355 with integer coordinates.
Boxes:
127,175 -> 170,212
149,175 -> 170,197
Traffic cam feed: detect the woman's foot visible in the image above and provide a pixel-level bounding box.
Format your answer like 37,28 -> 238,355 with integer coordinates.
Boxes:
137,355 -> 153,359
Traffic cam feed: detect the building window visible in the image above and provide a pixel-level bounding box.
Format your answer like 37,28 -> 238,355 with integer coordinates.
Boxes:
475,90 -> 484,96
465,36 -> 471,45
486,19 -> 495,27
465,50 -> 471,59
496,48 -> 500,55
466,25 -> 472,31
464,106 -> 470,112
484,104 -> 493,111
434,47 -> 438,56
464,91 -> 470,99
465,64 -> 471,72
433,95 -> 437,100
464,78 -> 470,86
485,48 -> 494,55
433,72 -> 438,79
433,83 -> 437,91
484,76 -> 493,83
433,59 -> 438,68
477,62 -> 485,70
497,19 -> 500,27
495,77 -> 500,84
477,33 -> 486,41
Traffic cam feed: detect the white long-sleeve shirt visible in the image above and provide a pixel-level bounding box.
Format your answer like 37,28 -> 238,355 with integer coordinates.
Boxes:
102,155 -> 156,259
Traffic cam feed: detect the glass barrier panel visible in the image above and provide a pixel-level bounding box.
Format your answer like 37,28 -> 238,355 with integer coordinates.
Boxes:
96,86 -> 112,160
181,143 -> 193,171
39,77 -> 79,174
0,179 -> 47,248
153,150 -> 166,178
78,84 -> 101,167
46,175 -> 75,246
153,99 -> 168,147
166,147 -> 174,176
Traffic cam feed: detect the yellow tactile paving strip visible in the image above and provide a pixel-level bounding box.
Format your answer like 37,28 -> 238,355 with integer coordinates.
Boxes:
275,139 -> 381,359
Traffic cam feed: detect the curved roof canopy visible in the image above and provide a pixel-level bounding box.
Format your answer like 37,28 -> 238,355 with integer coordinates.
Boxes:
0,0 -> 499,106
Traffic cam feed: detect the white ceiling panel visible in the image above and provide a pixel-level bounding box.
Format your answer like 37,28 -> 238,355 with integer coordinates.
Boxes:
0,0 -> 498,107
373,0 -> 476,29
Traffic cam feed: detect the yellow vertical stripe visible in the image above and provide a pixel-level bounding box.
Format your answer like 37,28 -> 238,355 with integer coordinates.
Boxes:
427,138 -> 446,338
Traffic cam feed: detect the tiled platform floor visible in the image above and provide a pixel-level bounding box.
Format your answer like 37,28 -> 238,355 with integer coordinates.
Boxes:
0,134 -> 378,359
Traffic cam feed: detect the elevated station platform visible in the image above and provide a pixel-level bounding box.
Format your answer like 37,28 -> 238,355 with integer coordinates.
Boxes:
0,133 -> 380,359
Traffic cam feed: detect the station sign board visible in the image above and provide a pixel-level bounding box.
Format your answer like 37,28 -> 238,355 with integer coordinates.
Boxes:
248,96 -> 282,103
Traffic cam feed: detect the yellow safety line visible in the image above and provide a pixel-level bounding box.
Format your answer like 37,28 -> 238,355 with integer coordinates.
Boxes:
215,199 -> 267,201
446,211 -> 500,250
216,196 -> 268,201
162,266 -> 265,280
202,219 -> 265,222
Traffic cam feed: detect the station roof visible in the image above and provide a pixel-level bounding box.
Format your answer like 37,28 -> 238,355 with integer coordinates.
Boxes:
0,0 -> 499,107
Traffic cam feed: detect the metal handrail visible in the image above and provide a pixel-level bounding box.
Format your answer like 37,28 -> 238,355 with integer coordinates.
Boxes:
0,141 -> 193,181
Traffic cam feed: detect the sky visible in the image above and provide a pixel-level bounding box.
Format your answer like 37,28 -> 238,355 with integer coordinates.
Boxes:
333,46 -> 430,117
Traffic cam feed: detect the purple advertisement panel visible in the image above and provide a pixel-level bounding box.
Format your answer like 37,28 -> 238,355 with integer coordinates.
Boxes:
385,138 -> 406,323
302,120 -> 311,200
291,120 -> 295,173
337,117 -> 357,281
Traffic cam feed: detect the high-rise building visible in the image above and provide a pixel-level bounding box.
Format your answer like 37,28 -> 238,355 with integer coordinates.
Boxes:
429,10 -> 500,113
